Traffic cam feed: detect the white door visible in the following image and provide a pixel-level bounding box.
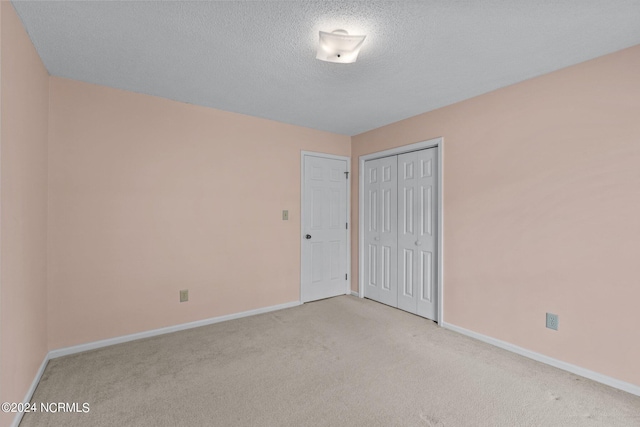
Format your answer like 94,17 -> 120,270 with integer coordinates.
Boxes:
397,148 -> 438,320
301,155 -> 349,302
363,157 -> 398,307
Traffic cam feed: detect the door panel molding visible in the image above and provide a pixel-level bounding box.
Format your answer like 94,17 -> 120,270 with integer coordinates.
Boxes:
358,138 -> 444,325
301,151 -> 351,302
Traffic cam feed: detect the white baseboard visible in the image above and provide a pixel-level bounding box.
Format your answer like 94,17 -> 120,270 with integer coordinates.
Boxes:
350,291 -> 359,297
441,321 -> 640,397
11,301 -> 301,427
10,356 -> 49,427
49,300 -> 301,359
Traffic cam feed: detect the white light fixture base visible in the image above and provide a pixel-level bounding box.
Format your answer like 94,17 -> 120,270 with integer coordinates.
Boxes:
316,29 -> 366,64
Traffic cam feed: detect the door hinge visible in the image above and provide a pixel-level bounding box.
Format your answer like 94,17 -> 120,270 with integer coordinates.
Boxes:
346,222 -> 348,229
345,274 -> 348,280
344,171 -> 349,179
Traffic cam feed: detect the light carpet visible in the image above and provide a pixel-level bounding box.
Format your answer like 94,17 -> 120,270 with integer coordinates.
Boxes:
21,296 -> 640,426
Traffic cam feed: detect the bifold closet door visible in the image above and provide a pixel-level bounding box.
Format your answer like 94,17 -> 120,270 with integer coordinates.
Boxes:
397,148 -> 438,320
363,157 -> 398,307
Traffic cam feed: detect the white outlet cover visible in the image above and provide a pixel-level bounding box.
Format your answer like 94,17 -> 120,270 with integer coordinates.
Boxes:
546,313 -> 558,330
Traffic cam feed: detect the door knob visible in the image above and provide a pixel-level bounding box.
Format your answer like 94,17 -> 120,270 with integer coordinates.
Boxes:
305,234 -> 312,239
415,241 -> 422,246
374,237 -> 380,241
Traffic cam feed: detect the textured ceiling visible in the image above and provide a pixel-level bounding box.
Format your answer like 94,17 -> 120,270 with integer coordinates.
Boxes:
12,1 -> 640,136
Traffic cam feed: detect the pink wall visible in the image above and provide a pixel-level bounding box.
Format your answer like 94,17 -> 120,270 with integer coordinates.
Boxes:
351,45 -> 640,387
0,3 -> 49,426
47,77 -> 350,349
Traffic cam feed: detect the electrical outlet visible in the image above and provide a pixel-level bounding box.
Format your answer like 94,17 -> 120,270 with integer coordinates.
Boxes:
180,289 -> 189,303
546,313 -> 558,330
282,210 -> 289,220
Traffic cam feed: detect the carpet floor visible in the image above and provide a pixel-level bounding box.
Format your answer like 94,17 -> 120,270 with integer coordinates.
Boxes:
21,296 -> 640,426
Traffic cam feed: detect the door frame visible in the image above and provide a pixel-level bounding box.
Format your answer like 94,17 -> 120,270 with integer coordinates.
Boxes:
358,137 -> 444,324
300,151 -> 351,302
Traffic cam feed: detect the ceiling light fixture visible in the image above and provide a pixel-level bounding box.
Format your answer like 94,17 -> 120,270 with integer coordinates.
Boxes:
316,29 -> 366,64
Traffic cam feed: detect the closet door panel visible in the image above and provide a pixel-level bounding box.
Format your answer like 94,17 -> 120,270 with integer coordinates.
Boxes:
363,157 -> 398,307
397,152 -> 418,313
377,156 -> 398,307
416,148 -> 438,320
363,159 -> 381,302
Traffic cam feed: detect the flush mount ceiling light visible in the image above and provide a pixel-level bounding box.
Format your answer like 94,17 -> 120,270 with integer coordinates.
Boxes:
316,29 -> 366,64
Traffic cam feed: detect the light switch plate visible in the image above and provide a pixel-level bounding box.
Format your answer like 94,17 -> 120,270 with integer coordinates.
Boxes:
180,289 -> 188,303
282,210 -> 289,220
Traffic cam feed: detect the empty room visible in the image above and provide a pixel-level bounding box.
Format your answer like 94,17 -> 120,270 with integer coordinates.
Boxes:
1,1 -> 640,426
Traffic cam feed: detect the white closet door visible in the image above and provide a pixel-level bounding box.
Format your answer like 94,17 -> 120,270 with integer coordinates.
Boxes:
363,159 -> 381,302
397,149 -> 438,320
397,152 -> 418,314
363,157 -> 398,307
415,148 -> 438,319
